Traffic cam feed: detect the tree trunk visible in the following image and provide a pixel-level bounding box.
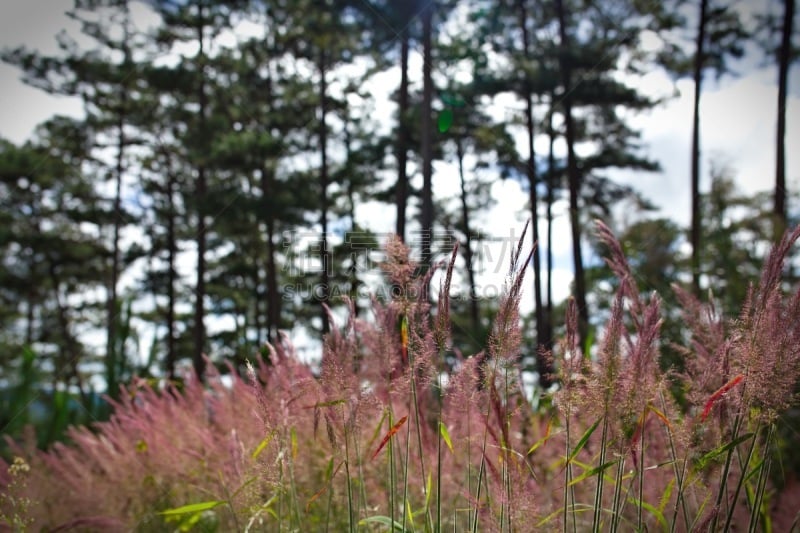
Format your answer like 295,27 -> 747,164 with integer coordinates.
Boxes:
25,296 -> 34,346
344,121 -> 362,317
545,100 -> 556,353
555,0 -> 589,351
193,6 -> 208,380
456,137 -> 479,333
266,209 -> 280,344
254,262 -> 264,348
318,49 -> 331,335
420,0 -> 435,274
261,30 -> 280,347
396,29 -> 410,242
49,261 -> 87,405
106,99 -> 125,398
690,0 -> 709,295
106,5 -> 131,398
775,0 -> 794,235
518,0 -> 550,384
166,166 -> 177,379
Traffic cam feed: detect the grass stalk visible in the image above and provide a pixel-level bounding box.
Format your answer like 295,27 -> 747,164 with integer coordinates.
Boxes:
407,346 -> 433,531
637,412 -> 646,532
710,413 -> 743,532
502,367 -> 512,533
748,424 -> 774,533
472,353 -> 504,533
659,389 -> 690,533
325,459 -> 334,533
351,421 -> 369,521
592,414 -> 609,532
436,371 -> 443,533
722,422 -> 760,532
389,410 -> 396,530
287,432 -> 302,529
402,409 -> 412,533
563,411 -> 573,533
466,382 -> 474,529
610,453 -> 626,533
471,418 -> 489,533
341,408 -> 355,533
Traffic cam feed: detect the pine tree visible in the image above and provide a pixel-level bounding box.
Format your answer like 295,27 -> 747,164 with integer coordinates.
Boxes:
420,0 -> 436,275
151,0 -> 245,378
755,0 -> 797,235
0,119 -> 112,404
687,0 -> 747,293
3,0 -> 152,396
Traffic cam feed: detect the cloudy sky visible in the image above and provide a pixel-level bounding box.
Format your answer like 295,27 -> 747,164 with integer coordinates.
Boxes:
1,0 -> 798,321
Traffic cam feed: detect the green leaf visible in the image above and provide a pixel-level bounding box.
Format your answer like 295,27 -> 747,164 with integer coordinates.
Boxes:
696,433 -> 754,471
659,477 -> 675,513
438,109 -> 453,133
628,497 -> 669,532
251,430 -> 276,459
359,515 -> 407,531
583,328 -> 596,356
367,410 -> 389,450
424,472 -> 432,512
439,421 -> 454,453
527,418 -> 554,455
159,500 -> 225,516
406,497 -> 416,527
744,457 -> 766,483
567,460 -> 618,487
567,418 -> 602,466
440,93 -> 466,107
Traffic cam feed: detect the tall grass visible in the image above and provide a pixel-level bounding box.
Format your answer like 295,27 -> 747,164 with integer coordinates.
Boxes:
2,223 -> 800,532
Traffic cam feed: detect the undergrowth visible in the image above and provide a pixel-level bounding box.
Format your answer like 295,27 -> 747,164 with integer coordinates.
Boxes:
2,221 -> 800,532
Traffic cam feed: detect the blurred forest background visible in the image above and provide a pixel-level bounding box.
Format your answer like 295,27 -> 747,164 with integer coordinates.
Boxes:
0,0 -> 797,453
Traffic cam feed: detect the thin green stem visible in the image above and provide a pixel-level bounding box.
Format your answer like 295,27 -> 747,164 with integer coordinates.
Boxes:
341,409 -> 355,533
637,411 -> 646,532
352,424 -> 369,521
503,367 -> 512,533
466,383 -> 474,529
472,354 -> 504,533
711,413 -> 743,532
723,422 -> 760,532
389,409 -> 396,530
408,347 -> 433,531
563,411 -> 572,533
436,371 -> 443,533
610,454 -> 626,533
658,390 -> 690,533
748,424 -> 774,533
592,414 -> 609,532
402,411 -> 411,533
471,416 -> 490,533
285,429 -> 302,529
325,458 -> 334,533
471,437 -> 487,532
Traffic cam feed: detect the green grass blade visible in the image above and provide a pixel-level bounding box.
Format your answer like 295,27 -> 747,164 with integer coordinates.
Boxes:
695,432 -> 754,471
566,418 -> 601,466
627,497 -> 668,532
159,500 -> 226,515
358,515 -> 408,531
439,421 -> 454,453
567,460 -> 618,487
251,430 -> 276,459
